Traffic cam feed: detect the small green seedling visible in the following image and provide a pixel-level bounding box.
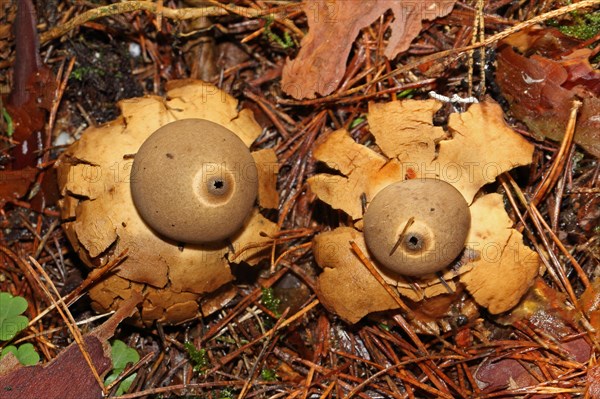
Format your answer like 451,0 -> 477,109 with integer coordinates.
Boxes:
0,292 -> 29,341
105,339 -> 140,396
1,343 -> 39,366
0,292 -> 39,366
184,342 -> 209,373
1,107 -> 14,137
349,117 -> 365,129
396,89 -> 415,99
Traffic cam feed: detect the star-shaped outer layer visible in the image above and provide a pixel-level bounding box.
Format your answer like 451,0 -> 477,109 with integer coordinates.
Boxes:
309,99 -> 540,323
57,80 -> 279,325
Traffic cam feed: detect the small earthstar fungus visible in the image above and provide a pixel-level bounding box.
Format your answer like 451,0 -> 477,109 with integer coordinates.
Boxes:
310,99 -> 540,324
56,80 -> 279,325
363,178 -> 471,277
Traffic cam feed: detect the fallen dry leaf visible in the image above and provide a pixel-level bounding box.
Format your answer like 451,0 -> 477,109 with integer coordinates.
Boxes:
476,279 -> 593,392
475,358 -> 540,393
310,99 -> 540,322
0,168 -> 38,208
0,292 -> 141,399
496,26 -> 600,157
282,0 -> 456,99
0,0 -> 58,210
579,278 -> 600,341
56,81 -> 278,325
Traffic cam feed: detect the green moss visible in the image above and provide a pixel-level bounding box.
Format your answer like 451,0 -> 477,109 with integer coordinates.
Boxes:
263,16 -> 295,49
184,342 -> 210,373
260,368 -> 278,381
71,66 -> 105,81
261,287 -> 282,316
558,11 -> 600,40
216,388 -> 235,399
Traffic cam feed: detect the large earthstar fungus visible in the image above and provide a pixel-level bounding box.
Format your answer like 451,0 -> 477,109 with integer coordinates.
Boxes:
57,80 -> 279,325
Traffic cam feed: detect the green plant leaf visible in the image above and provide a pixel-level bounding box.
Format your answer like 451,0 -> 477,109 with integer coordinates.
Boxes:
110,339 -> 139,370
260,368 -> 278,381
114,374 -> 136,396
0,292 -> 29,341
1,107 -> 14,137
0,343 -> 40,365
105,340 -> 139,395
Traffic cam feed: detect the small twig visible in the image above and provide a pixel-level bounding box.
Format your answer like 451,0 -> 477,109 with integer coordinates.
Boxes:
389,217 -> 414,256
40,1 -> 303,46
349,241 -> 427,353
207,299 -> 319,373
106,352 -> 155,396
40,2 -> 227,44
27,250 -> 128,326
237,309 -> 289,399
27,257 -> 105,394
531,100 -> 581,206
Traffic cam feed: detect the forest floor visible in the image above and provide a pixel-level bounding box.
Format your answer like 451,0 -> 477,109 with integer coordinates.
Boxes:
0,1 -> 599,398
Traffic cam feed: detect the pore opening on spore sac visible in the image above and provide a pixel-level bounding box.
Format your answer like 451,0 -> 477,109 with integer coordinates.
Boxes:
404,233 -> 424,251
207,177 -> 229,196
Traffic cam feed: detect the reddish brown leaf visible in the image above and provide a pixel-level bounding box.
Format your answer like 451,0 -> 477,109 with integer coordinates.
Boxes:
6,0 -> 55,169
505,279 -> 592,363
0,0 -> 58,210
0,167 -> 38,207
496,28 -> 600,157
475,358 -> 540,392
586,363 -> 600,399
282,0 -> 456,99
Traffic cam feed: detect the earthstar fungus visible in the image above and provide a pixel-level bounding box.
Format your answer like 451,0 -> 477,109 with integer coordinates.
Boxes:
57,81 -> 279,325
310,99 -> 540,324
